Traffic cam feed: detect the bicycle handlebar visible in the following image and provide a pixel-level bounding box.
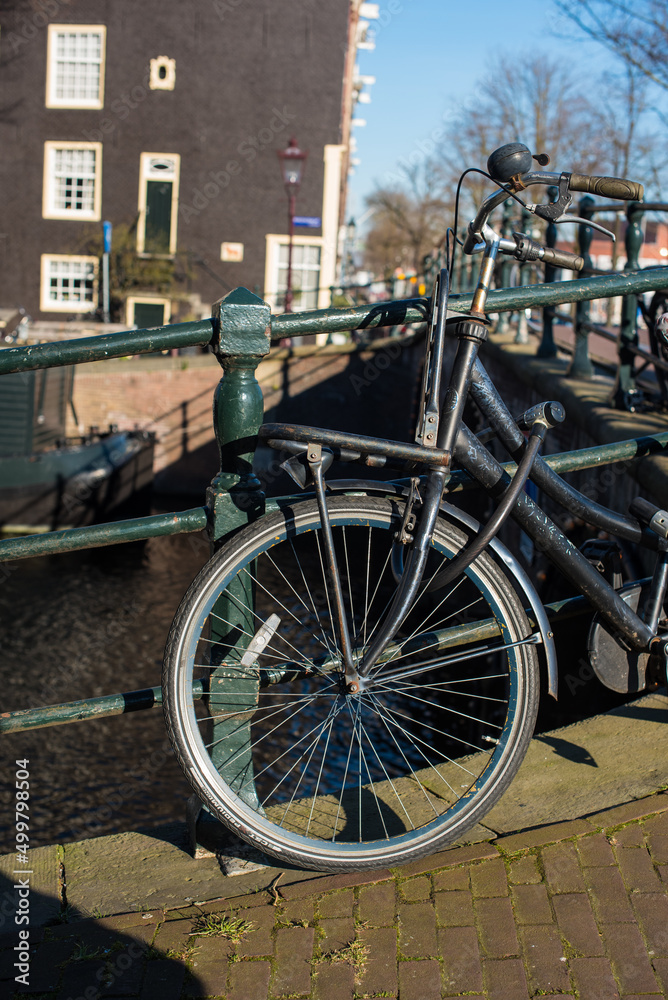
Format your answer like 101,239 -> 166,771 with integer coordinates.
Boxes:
568,172 -> 644,201
541,246 -> 584,271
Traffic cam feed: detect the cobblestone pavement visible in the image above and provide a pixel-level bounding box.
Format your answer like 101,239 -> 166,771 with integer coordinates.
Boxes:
4,793 -> 668,1000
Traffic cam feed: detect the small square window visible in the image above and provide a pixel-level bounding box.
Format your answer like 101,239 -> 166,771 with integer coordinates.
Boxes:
40,255 -> 98,313
46,25 -> 106,109
43,142 -> 102,221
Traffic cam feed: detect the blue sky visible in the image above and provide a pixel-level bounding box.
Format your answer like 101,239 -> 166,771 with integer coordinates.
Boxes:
347,0 -> 609,219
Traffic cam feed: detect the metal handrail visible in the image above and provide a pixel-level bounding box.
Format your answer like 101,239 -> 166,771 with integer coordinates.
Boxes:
3,279 -> 668,735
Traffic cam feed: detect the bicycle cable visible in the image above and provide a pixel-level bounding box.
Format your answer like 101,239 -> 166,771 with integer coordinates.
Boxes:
450,166 -> 529,279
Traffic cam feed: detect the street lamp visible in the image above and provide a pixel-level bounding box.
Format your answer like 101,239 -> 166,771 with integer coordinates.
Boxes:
276,136 -> 307,312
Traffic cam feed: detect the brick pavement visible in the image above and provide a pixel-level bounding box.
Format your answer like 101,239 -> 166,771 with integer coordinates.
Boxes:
4,792 -> 668,1000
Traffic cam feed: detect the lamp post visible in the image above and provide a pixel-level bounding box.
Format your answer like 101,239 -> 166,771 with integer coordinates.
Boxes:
276,136 -> 307,312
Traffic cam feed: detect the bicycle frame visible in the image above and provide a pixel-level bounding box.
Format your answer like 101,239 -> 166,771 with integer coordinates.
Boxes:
261,204 -> 668,694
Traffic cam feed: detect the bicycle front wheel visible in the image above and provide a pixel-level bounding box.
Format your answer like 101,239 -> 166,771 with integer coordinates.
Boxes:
163,496 -> 539,871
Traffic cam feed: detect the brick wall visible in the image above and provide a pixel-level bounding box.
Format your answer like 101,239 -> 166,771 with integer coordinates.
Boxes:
68,339 -> 422,495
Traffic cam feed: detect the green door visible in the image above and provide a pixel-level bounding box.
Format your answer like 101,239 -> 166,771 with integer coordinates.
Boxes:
145,180 -> 172,254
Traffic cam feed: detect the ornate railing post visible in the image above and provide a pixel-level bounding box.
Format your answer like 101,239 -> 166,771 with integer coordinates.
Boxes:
568,195 -> 595,379
538,186 -> 559,358
496,199 -> 515,335
193,287 -> 272,852
612,201 -> 644,409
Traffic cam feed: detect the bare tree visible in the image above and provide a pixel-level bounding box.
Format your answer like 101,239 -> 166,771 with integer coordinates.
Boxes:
559,1 -> 668,93
363,161 -> 451,278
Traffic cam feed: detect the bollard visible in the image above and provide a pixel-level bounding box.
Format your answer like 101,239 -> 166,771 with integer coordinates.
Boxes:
537,186 -> 559,359
568,195 -> 595,379
612,201 -> 644,409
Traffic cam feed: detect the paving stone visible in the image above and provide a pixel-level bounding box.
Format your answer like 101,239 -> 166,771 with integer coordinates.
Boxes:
497,818 -> 592,853
519,923 -> 569,994
281,869 -> 392,898
140,958 -> 186,1000
632,893 -> 668,955
610,822 -> 645,847
602,921 -> 661,994
226,959 -> 271,1000
319,916 -> 355,956
646,833 -> 668,863
399,875 -> 431,902
270,925 -> 314,996
653,956 -> 668,995
357,926 -> 397,996
482,957 -> 530,999
185,936 -> 232,997
577,832 -> 616,867
469,857 -> 508,897
584,865 -> 635,922
541,841 -> 585,892
507,853 -> 541,885
570,956 -> 621,1000
152,919 -> 193,958
236,906 -> 274,957
439,925 -> 483,993
397,959 -> 441,1000
432,867 -> 469,891
19,940 -> 73,991
590,795 -> 668,828
357,882 -> 396,927
318,888 -> 354,918
397,902 -> 437,958
511,883 -> 552,925
280,897 -> 314,925
643,810 -> 668,836
313,958 -> 356,999
475,897 -> 520,958
615,844 -> 664,892
398,841 -> 498,876
58,959 -> 109,999
552,892 -> 604,957
659,864 -> 668,885
99,945 -> 146,996
434,889 -> 475,926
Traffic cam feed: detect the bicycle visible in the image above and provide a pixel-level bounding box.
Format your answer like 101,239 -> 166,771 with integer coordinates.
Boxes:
162,142 -> 668,873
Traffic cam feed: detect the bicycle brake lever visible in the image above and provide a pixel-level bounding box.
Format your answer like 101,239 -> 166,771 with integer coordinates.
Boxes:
553,214 -> 616,241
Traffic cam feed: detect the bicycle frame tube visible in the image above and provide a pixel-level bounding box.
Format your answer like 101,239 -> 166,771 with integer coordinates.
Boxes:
453,424 -> 655,651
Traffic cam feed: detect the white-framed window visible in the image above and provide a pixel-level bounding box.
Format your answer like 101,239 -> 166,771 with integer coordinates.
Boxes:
264,235 -> 323,312
46,25 -> 106,109
43,141 -> 102,220
125,296 -> 172,328
137,153 -> 180,256
40,255 -> 98,313
149,56 -> 176,91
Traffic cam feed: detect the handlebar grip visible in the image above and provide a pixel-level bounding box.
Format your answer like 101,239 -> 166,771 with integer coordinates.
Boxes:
541,246 -> 584,272
568,172 -> 644,201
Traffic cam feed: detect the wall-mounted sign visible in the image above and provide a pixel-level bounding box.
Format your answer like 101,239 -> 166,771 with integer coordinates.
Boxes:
220,242 -> 244,262
293,216 -> 321,228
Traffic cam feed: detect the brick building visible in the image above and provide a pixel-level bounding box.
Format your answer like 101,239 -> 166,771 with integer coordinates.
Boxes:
0,0 -> 377,327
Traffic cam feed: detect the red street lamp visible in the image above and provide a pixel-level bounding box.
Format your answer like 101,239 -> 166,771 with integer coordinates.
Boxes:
276,136 -> 307,312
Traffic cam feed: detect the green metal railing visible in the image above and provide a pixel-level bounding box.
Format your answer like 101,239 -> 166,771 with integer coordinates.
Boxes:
2,274 -> 668,734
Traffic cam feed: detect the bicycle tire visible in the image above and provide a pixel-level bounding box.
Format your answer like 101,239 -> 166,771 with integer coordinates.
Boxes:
162,495 -> 539,871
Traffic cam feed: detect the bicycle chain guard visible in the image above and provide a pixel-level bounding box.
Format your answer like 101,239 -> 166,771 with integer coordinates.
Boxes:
587,582 -> 650,693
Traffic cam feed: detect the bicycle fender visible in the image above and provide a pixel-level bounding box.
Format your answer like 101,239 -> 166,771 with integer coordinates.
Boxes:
324,479 -> 559,699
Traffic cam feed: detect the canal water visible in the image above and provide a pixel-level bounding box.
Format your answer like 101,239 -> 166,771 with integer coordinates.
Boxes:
0,509 -> 638,855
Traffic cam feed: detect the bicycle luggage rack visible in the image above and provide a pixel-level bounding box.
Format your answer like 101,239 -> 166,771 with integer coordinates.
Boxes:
2,270 -> 668,736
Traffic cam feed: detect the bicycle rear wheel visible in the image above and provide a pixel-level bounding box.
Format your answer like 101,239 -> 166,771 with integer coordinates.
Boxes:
163,495 -> 539,871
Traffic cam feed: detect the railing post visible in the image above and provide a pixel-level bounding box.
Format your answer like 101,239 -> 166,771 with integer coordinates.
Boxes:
195,287 -> 272,849
568,195 -> 595,379
496,198 -> 514,335
612,200 -> 644,409
537,186 -> 559,358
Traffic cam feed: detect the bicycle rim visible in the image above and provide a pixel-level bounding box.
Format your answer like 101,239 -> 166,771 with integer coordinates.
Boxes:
163,496 -> 539,871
